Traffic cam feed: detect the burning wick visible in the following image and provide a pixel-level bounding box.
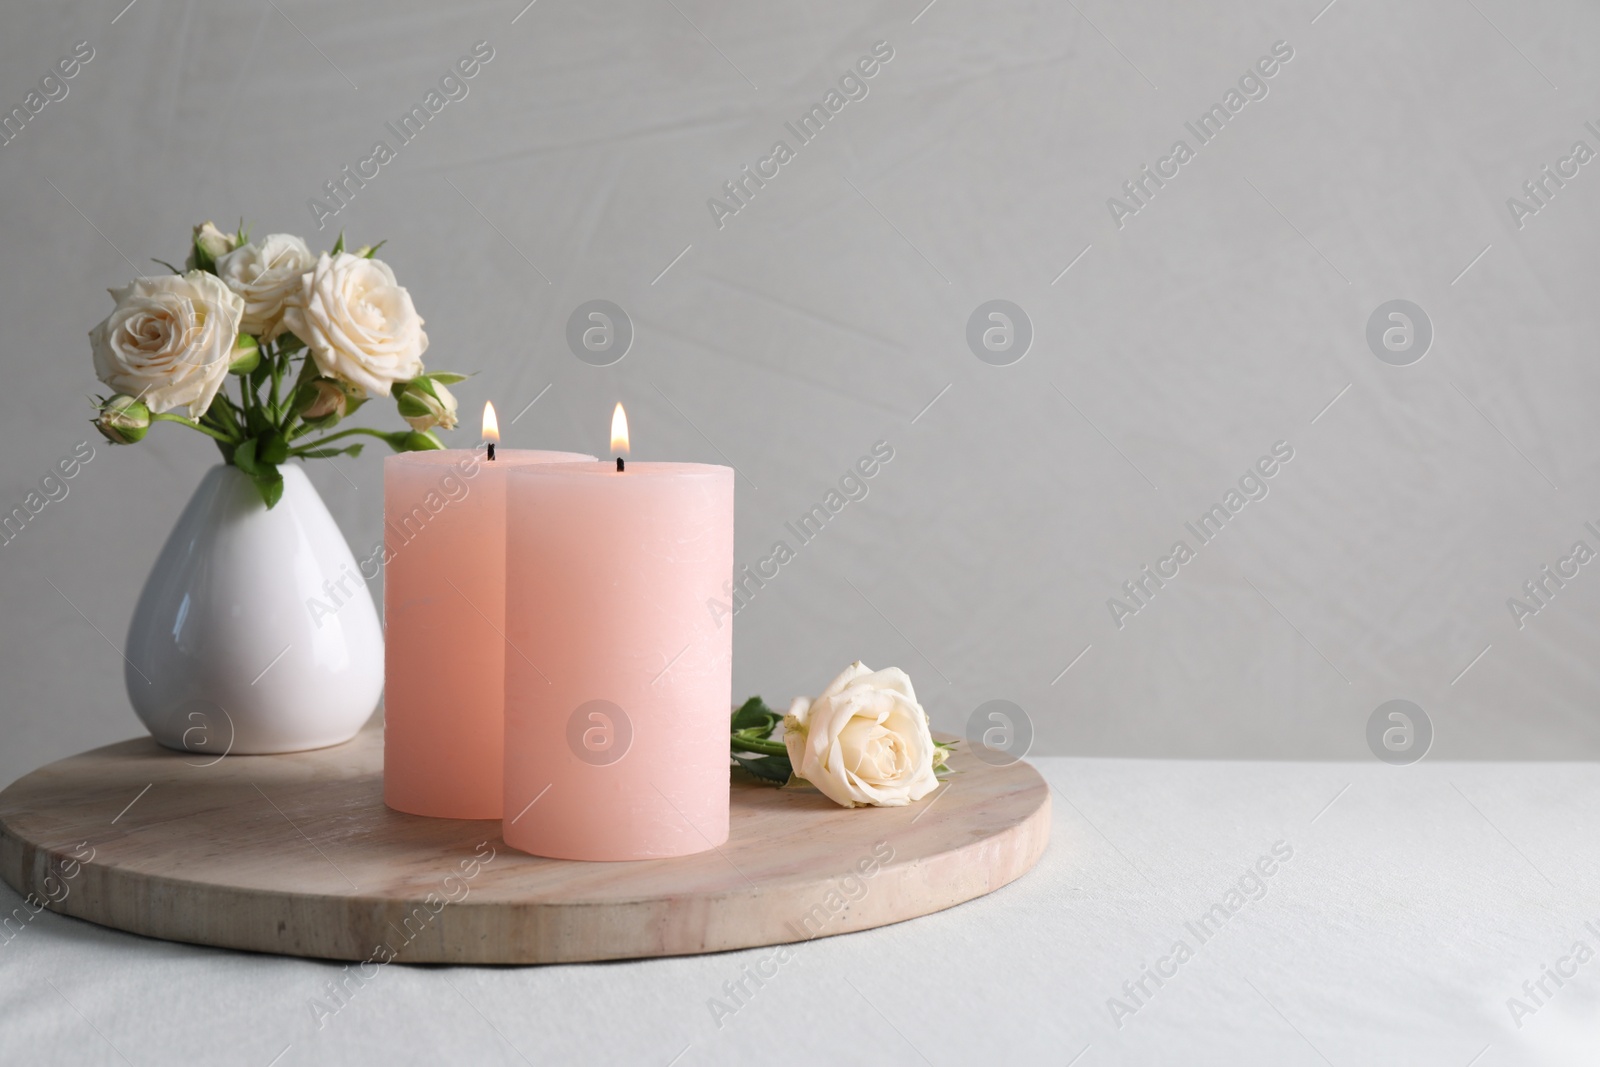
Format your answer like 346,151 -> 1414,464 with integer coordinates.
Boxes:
482,401 -> 500,462
611,402 -> 629,474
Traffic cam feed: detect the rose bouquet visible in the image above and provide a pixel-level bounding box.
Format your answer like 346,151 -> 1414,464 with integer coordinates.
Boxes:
90,221 -> 464,507
731,662 -> 954,808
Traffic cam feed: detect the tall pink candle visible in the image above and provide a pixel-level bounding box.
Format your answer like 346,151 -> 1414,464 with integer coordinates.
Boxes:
503,461 -> 734,860
384,445 -> 592,819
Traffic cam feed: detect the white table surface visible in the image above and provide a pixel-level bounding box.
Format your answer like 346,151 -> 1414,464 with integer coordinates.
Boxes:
3,755 -> 1594,1066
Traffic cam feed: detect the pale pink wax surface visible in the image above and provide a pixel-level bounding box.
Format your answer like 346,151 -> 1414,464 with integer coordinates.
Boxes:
504,462 -> 734,860
383,449 -> 593,820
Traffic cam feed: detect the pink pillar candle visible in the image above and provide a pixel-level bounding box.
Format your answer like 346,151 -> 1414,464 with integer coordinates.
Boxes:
503,461 -> 734,860
383,447 -> 592,819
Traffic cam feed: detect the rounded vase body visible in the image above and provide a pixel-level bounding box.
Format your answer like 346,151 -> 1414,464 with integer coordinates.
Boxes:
125,463 -> 383,755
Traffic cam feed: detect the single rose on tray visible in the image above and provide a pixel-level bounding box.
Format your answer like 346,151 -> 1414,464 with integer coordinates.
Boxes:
88,223 -> 466,507
730,662 -> 954,808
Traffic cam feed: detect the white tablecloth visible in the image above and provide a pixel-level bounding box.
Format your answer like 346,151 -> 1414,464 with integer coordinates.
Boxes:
3,756 -> 1594,1066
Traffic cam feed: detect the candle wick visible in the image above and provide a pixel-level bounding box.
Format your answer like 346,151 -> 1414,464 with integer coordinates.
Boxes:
616,456 -> 624,473
487,442 -> 496,462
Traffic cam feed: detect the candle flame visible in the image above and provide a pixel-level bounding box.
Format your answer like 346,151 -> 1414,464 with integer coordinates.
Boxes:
611,402 -> 629,455
482,401 -> 500,442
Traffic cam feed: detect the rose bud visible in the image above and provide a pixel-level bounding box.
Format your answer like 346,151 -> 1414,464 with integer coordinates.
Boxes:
95,394 -> 151,445
293,377 -> 363,430
228,334 -> 260,375
187,221 -> 240,273
395,430 -> 446,452
397,379 -> 459,433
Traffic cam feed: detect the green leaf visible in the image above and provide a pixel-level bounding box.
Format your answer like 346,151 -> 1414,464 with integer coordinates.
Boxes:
425,372 -> 469,385
362,240 -> 387,258
730,696 -> 775,732
276,332 -> 306,357
252,465 -> 284,509
297,444 -> 364,460
331,231 -> 346,256
257,432 -> 290,465
233,437 -> 259,475
152,257 -> 185,274
732,752 -> 792,785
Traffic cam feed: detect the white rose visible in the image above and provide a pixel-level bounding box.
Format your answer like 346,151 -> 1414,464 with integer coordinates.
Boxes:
214,233 -> 315,339
281,252 -> 428,398
783,662 -> 940,808
89,271 -> 244,418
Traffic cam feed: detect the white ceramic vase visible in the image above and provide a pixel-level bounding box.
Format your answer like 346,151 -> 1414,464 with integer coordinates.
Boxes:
125,463 -> 383,755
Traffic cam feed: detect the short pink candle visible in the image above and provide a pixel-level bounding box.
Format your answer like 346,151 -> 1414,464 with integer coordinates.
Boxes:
503,460 -> 734,860
383,444 -> 592,820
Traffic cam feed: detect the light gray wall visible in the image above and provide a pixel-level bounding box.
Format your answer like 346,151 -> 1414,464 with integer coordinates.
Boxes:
3,0 -> 1597,789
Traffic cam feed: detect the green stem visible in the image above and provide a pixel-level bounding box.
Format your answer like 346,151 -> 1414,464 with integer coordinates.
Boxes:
217,398 -> 244,436
152,412 -> 235,443
281,355 -> 319,439
237,365 -> 259,428
201,397 -> 238,438
288,425 -> 393,456
268,344 -> 284,422
731,736 -> 788,757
